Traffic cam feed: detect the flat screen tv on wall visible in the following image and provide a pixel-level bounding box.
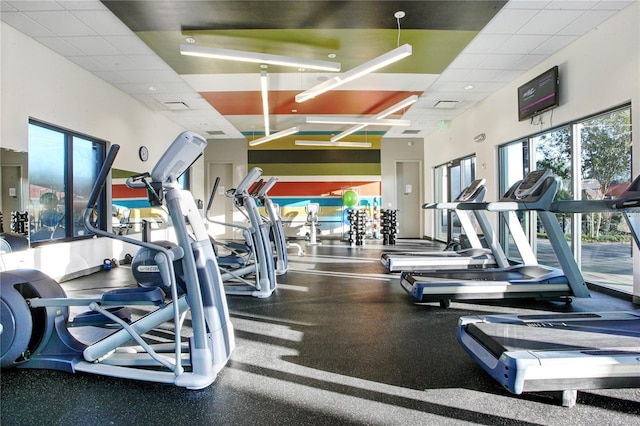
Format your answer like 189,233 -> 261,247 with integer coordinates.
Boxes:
517,66 -> 559,121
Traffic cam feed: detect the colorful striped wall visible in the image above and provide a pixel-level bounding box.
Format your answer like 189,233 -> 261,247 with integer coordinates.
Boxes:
111,169 -> 166,228
248,133 -> 383,238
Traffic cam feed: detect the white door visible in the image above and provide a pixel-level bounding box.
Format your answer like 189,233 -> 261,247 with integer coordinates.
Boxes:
396,161 -> 421,238
1,166 -> 23,233
207,162 -> 234,240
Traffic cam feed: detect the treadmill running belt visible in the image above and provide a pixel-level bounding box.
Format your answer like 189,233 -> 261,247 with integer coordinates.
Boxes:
465,322 -> 640,357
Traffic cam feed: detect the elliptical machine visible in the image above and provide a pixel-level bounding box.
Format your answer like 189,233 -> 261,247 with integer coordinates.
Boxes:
205,167 -> 277,298
0,131 -> 234,389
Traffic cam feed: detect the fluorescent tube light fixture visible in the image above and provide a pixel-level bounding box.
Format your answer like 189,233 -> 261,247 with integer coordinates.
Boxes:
180,45 -> 341,72
260,71 -> 270,136
295,44 -> 412,103
376,95 -> 418,119
295,140 -> 372,148
330,95 -> 418,142
330,95 -> 419,142
330,124 -> 367,142
249,126 -> 299,146
306,116 -> 410,126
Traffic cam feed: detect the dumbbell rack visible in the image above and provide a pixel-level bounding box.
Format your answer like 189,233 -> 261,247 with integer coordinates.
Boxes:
346,209 -> 367,246
381,209 -> 398,245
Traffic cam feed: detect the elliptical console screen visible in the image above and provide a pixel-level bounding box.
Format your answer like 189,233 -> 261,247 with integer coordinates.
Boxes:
514,170 -> 551,199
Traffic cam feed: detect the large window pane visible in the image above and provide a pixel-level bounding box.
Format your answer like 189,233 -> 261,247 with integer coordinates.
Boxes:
433,165 -> 447,242
579,107 -> 633,292
73,136 -> 100,236
29,125 -> 67,242
28,120 -> 106,244
532,125 -> 572,269
498,104 -> 633,295
498,140 -> 527,261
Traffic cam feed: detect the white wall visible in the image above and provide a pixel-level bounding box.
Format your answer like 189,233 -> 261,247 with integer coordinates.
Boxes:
422,3 -> 639,203
0,22 -> 191,280
418,3 -> 640,300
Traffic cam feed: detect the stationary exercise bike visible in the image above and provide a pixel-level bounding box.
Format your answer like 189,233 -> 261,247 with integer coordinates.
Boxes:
0,131 -> 235,389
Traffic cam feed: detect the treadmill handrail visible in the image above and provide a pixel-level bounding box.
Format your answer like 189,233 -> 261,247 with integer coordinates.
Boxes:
455,201 -> 550,212
550,199 -> 630,213
551,184 -> 640,213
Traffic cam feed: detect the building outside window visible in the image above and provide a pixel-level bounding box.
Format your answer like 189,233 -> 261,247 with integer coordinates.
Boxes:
28,120 -> 107,245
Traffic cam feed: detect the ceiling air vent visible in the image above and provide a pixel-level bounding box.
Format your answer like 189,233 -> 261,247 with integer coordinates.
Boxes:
402,129 -> 421,135
206,130 -> 225,136
433,100 -> 459,109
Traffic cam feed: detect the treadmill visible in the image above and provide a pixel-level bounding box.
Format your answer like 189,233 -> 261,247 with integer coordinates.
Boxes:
381,179 -> 509,272
400,170 -> 591,307
457,174 -> 640,407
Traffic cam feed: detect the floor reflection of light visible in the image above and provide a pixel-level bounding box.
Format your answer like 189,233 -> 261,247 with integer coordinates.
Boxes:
289,268 -> 394,282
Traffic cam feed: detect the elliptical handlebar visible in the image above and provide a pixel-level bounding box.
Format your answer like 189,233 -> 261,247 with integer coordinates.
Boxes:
86,144 -> 120,213
125,172 -> 151,189
257,177 -> 277,198
206,176 -> 221,215
236,167 -> 262,194
82,142 -> 183,291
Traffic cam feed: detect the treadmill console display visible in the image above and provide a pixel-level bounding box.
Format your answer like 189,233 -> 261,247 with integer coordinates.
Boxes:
456,179 -> 486,202
514,170 -> 551,199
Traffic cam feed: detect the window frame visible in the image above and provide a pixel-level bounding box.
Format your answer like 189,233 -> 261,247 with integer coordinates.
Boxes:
28,118 -> 108,246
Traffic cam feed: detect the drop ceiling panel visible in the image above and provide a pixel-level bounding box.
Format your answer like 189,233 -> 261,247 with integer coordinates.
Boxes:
1,0 -> 633,140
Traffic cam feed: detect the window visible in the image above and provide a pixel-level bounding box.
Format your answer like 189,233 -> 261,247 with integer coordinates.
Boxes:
28,120 -> 107,244
498,104 -> 633,294
433,155 -> 476,244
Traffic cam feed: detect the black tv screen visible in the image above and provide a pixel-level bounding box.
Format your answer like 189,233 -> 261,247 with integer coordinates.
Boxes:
517,66 -> 559,121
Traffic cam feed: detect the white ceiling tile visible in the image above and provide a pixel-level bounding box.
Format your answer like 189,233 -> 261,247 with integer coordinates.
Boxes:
26,10 -> 95,36
447,53 -> 488,69
4,1 -> 64,12
436,69 -> 472,81
33,36 -> 84,56
531,35 -> 578,54
463,34 -> 511,53
59,1 -> 106,11
465,69 -> 508,82
496,69 -> 528,82
63,36 -> 120,55
118,70 -> 183,84
71,10 -> 132,36
94,71 -> 131,85
103,36 -> 154,55
558,10 -> 617,35
1,2 -> 18,12
591,1 -> 634,10
478,53 -> 526,69
542,1 -> 598,10
512,54 -> 548,70
482,9 -> 540,35
1,12 -> 54,37
517,10 -> 584,35
67,55 -> 109,72
130,55 -> 175,71
495,35 -> 550,54
116,82 -> 170,94
503,1 -> 552,10
93,55 -> 143,71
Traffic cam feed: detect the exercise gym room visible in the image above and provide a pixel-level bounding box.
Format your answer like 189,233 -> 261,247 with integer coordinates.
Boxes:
1,1 -> 639,424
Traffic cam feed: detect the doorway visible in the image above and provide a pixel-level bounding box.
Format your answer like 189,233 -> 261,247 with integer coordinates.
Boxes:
207,162 -> 234,240
395,161 -> 421,238
1,165 -> 23,233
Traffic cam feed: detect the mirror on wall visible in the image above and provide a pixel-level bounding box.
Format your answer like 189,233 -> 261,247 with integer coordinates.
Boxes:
0,147 -> 30,252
